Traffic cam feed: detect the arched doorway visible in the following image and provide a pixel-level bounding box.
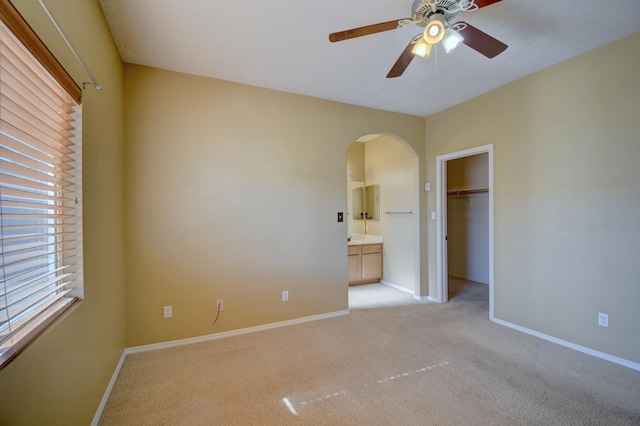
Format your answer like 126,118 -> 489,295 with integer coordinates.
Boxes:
346,134 -> 421,308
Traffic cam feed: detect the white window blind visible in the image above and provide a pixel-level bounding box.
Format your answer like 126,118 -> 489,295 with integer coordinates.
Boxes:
0,21 -> 82,368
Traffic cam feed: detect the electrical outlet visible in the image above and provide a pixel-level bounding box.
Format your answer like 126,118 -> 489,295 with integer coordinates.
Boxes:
163,305 -> 172,318
598,312 -> 608,328
217,300 -> 224,311
282,290 -> 288,302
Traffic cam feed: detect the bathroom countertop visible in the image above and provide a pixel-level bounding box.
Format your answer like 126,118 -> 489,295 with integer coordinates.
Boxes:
348,234 -> 383,246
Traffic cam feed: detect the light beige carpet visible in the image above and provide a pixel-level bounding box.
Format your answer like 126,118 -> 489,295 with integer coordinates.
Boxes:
100,281 -> 640,425
348,282 -> 428,309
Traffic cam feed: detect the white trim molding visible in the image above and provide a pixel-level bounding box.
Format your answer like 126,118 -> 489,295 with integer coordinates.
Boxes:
380,280 -> 414,295
91,351 -> 127,426
492,317 -> 640,372
126,310 -> 350,355
435,144 -> 494,321
380,280 -> 433,302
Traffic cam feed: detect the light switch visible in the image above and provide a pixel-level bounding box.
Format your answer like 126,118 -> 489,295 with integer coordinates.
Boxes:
431,211 -> 436,220
424,183 -> 431,191
337,212 -> 344,222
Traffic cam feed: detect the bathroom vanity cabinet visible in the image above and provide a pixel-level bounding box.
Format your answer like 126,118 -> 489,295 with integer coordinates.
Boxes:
348,243 -> 382,285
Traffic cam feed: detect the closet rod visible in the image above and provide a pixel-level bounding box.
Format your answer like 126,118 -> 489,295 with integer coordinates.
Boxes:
446,188 -> 488,196
385,211 -> 415,215
38,0 -> 102,91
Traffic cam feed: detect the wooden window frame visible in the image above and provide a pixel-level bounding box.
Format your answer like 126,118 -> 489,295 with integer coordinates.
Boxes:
0,0 -> 81,103
0,0 -> 83,368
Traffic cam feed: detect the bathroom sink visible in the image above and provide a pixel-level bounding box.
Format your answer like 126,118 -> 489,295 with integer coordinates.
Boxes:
347,234 -> 383,245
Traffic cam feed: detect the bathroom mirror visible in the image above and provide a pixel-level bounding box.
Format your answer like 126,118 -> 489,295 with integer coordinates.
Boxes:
352,187 -> 364,220
352,184 -> 380,220
365,184 -> 380,220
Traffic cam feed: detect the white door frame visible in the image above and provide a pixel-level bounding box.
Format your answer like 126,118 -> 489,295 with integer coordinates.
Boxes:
435,144 -> 494,320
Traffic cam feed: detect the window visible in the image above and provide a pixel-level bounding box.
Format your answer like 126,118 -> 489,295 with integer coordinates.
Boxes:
0,14 -> 83,368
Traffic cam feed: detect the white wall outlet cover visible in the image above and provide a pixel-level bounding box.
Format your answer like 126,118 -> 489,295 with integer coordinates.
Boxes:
598,312 -> 608,327
425,183 -> 431,191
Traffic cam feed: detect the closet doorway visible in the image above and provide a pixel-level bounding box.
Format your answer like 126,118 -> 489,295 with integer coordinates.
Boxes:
435,145 -> 494,319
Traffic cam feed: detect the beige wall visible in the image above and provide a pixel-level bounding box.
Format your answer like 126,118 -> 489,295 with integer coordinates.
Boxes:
123,64 -> 426,347
0,0 -> 125,424
347,141 -> 365,182
365,136 -> 420,292
426,33 -> 640,363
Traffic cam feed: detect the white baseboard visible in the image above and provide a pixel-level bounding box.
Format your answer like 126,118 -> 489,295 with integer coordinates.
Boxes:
380,280 -> 414,295
125,310 -> 350,355
91,350 -> 127,426
379,280 -> 431,302
92,309 -> 350,423
492,317 -> 640,372
427,296 -> 439,303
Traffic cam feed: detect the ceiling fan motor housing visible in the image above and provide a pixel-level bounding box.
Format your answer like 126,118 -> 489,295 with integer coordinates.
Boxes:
411,0 -> 462,26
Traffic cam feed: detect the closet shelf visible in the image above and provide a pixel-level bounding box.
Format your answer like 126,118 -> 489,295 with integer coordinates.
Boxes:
447,188 -> 488,196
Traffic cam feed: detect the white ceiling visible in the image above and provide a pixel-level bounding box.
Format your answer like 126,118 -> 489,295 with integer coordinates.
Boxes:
99,0 -> 640,117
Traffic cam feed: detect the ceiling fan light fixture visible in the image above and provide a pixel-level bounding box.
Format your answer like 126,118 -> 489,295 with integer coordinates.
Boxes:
442,28 -> 464,53
424,14 -> 445,44
411,38 -> 432,58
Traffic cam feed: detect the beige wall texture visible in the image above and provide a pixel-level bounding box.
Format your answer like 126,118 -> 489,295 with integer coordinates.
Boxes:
123,64 -> 426,347
365,136 -> 420,293
346,141 -> 365,182
426,33 -> 640,364
0,0 -> 125,425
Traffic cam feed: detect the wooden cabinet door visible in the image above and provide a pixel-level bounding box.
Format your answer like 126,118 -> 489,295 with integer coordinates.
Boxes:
348,253 -> 361,282
361,252 -> 382,281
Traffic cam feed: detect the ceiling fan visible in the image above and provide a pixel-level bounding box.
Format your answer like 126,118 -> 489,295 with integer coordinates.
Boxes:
329,0 -> 508,78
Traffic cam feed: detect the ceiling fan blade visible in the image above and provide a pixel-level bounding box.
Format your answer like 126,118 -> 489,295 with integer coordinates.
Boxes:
457,22 -> 507,58
329,19 -> 407,43
386,35 -> 421,78
474,0 -> 502,8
